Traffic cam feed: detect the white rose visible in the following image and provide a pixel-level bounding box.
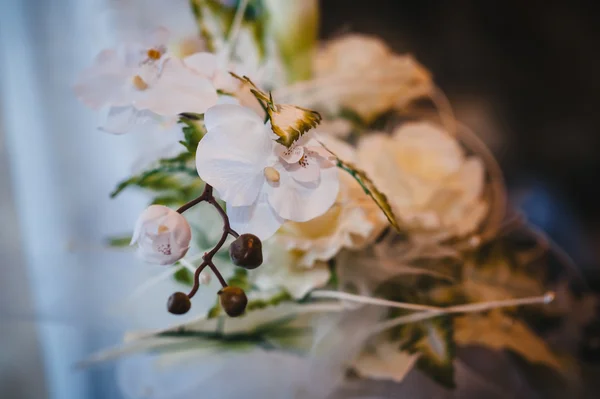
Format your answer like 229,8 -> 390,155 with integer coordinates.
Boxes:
357,122 -> 488,240
131,205 -> 192,265
313,34 -> 432,122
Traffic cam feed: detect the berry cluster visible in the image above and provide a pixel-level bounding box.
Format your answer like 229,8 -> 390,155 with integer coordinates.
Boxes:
166,184 -> 263,317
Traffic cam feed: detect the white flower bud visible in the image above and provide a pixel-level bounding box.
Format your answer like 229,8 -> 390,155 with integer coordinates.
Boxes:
199,271 -> 211,285
130,205 -> 192,265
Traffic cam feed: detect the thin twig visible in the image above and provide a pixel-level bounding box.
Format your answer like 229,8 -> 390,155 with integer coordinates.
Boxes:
310,290 -> 440,312
187,262 -> 209,298
208,263 -> 228,289
224,0 -> 250,60
176,184 -> 211,214
369,292 -> 554,335
172,184 -> 239,298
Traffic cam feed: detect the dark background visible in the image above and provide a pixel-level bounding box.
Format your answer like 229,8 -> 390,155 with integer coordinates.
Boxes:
321,0 -> 600,288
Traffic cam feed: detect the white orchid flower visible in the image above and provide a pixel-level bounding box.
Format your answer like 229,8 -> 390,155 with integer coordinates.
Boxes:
183,52 -> 243,94
74,28 -> 218,134
276,136 -> 387,267
131,205 -> 192,265
195,104 -> 339,240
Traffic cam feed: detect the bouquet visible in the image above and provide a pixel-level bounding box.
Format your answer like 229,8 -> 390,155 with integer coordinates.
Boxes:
74,1 -> 595,397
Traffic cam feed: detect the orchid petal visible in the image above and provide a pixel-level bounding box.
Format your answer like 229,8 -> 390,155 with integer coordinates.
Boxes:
276,144 -> 304,164
196,123 -> 274,207
184,52 -> 218,78
99,106 -> 158,134
228,195 -> 284,240
74,49 -> 132,109
204,103 -> 262,132
285,154 -> 321,183
135,58 -> 217,116
267,162 -> 339,222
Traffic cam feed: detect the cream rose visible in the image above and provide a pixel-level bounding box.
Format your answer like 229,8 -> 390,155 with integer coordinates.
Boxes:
313,34 -> 432,122
357,122 -> 488,240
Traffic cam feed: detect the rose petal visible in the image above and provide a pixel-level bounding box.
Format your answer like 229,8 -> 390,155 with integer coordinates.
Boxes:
392,121 -> 464,181
449,157 -> 485,204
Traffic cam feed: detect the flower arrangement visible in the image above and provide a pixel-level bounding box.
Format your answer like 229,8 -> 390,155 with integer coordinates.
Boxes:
76,0 -> 595,397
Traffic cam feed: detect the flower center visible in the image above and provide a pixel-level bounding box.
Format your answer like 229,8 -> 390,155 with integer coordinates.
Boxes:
157,243 -> 172,255
157,224 -> 169,233
147,48 -> 162,60
263,167 -> 280,183
298,155 -> 309,168
132,75 -> 148,90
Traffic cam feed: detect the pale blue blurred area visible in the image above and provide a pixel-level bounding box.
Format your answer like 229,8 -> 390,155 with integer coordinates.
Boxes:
0,1 -> 201,398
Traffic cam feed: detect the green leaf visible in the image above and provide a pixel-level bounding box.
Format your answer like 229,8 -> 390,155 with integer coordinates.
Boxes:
461,237 -> 545,303
105,234 -> 132,248
454,311 -> 566,372
173,267 -> 194,286
246,291 -> 292,312
337,107 -> 365,128
207,303 -> 221,319
228,268 -> 250,290
262,0 -> 317,82
400,316 -> 456,388
159,152 -> 194,166
110,166 -> 198,198
151,195 -> 186,207
179,117 -> 205,153
189,0 -> 269,60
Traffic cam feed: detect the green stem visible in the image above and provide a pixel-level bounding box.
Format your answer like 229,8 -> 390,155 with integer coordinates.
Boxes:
337,161 -> 371,196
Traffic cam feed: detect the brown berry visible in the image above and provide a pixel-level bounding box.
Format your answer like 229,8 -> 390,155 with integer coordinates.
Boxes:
218,286 -> 248,317
167,292 -> 191,315
229,234 -> 263,269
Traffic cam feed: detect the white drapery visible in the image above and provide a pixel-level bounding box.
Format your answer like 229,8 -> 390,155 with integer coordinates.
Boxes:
0,1 -> 199,398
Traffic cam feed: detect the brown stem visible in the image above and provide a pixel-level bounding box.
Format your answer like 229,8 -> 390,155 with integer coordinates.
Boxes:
173,184 -> 238,300
176,184 -> 212,214
187,262 -> 208,298
208,263 -> 228,289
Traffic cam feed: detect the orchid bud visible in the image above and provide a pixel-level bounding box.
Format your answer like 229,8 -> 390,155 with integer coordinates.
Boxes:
218,286 -> 248,317
131,205 -> 192,265
167,292 -> 191,315
229,234 -> 263,269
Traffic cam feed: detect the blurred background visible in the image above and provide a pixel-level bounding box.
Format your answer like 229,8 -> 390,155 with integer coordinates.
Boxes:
1,0 -> 599,398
